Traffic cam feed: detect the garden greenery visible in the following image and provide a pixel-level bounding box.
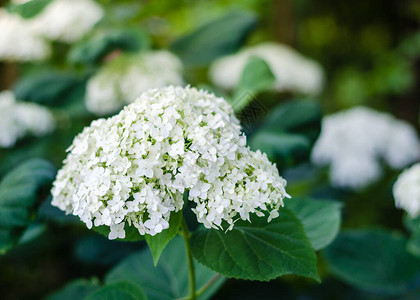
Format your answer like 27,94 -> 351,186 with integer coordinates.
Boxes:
1,0 -> 420,299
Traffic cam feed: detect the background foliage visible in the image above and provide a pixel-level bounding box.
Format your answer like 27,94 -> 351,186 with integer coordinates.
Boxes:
1,0 -> 420,299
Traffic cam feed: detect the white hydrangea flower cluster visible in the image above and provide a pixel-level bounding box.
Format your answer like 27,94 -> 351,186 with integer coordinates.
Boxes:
0,91 -> 55,148
0,9 -> 50,62
30,0 -> 104,43
86,51 -> 183,115
52,86 -> 289,239
312,107 -> 420,190
209,42 -> 324,95
393,163 -> 420,217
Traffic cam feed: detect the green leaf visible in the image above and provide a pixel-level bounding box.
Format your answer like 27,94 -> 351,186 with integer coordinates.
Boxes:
74,235 -> 141,266
249,131 -> 311,164
85,281 -> 147,300
68,29 -> 150,65
403,214 -> 420,233
46,278 -> 100,300
249,100 -> 322,168
18,223 -> 47,245
190,208 -> 319,281
407,231 -> 420,257
401,215 -> 420,257
7,0 -> 52,19
145,210 -> 182,265
38,200 -> 80,225
0,159 -> 55,253
58,80 -> 90,118
231,57 -> 275,112
92,223 -> 144,242
14,71 -> 84,107
171,11 -> 257,66
106,236 -> 225,300
284,197 -> 341,250
1,159 -> 55,187
262,100 -> 322,144
324,230 -> 420,294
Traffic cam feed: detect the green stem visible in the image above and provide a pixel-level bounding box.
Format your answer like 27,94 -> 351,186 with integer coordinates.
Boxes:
180,217 -> 196,300
195,274 -> 221,298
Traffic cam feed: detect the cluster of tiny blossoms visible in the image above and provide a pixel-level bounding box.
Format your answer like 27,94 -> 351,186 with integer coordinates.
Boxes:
0,91 -> 55,148
30,0 -> 104,43
312,107 -> 420,190
52,86 -> 289,239
0,9 -> 50,62
393,163 -> 420,217
86,51 -> 183,115
209,42 -> 324,95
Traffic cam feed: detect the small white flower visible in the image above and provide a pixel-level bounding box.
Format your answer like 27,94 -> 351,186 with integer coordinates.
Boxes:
394,163 -> 420,217
109,222 -> 126,240
209,42 -> 324,95
86,51 -> 183,115
52,86 -> 288,239
30,0 -> 104,43
0,9 -> 50,62
0,91 -> 55,148
312,106 -> 420,190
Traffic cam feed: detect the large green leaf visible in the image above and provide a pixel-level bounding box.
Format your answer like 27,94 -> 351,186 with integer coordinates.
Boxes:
145,210 -> 182,265
261,101 -> 322,144
68,29 -> 150,65
248,101 -> 322,168
84,281 -> 147,300
7,0 -> 52,19
249,131 -> 310,164
403,214 -> 420,233
231,57 -> 275,112
404,215 -> 420,257
190,209 -> 319,281
74,235 -> 141,266
284,197 -> 341,250
171,11 -> 257,66
14,71 -> 84,107
0,159 -> 55,253
106,236 -> 225,300
324,230 -> 420,294
407,231 -> 420,257
46,278 -> 100,300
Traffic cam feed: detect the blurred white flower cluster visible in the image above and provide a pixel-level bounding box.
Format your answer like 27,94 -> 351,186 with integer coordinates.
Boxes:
0,8 -> 50,62
0,0 -> 103,62
209,42 -> 324,95
312,107 -> 420,190
0,91 -> 55,148
30,0 -> 104,43
86,51 -> 184,115
52,86 -> 289,239
393,163 -> 420,217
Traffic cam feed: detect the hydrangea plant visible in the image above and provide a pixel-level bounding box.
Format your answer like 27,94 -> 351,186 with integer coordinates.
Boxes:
85,51 -> 183,115
394,163 -> 420,217
311,106 -> 420,189
0,8 -> 50,62
50,86 -> 320,298
0,90 -> 55,148
52,86 -> 289,238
